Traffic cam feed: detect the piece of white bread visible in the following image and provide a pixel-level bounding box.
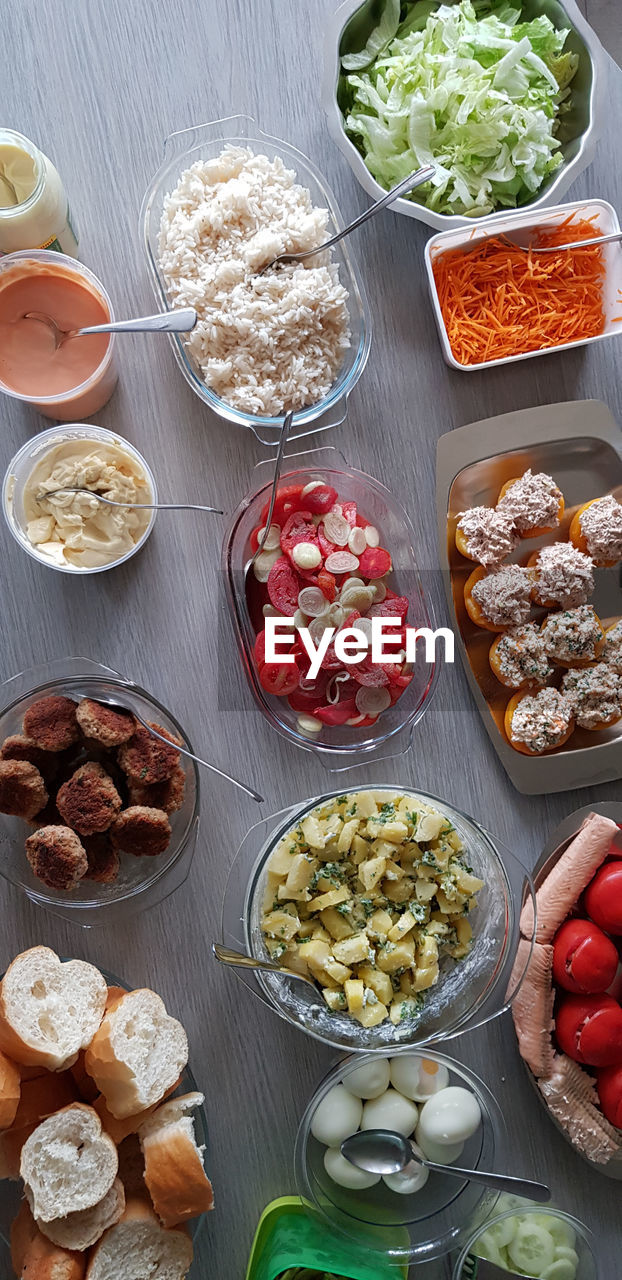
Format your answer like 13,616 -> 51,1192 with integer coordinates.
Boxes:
21,1103 -> 118,1223
36,1178 -> 126,1251
139,1092 -> 214,1228
84,990 -> 188,1120
85,1196 -> 193,1280
0,948 -> 108,1072
0,1047 -> 21,1128
11,1201 -> 86,1280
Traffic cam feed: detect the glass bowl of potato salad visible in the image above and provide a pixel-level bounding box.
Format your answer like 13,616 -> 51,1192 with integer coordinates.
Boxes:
220,785 -> 535,1051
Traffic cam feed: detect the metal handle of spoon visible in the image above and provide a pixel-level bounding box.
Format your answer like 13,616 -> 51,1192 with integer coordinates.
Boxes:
131,712 -> 263,803
249,410 -> 294,566
37,489 -> 222,514
73,307 -> 197,336
506,229 -> 622,254
414,1156 -> 550,1202
212,942 -> 317,990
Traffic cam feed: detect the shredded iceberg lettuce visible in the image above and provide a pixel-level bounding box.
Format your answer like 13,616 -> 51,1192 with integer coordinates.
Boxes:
340,0 -> 578,216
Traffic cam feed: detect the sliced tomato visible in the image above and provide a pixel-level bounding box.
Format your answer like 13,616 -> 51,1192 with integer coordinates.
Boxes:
267,557 -> 301,616
258,660 -> 300,697
261,483 -> 305,526
280,510 -> 320,557
356,514 -> 370,529
315,699 -> 358,725
342,500 -> 357,526
254,630 -> 267,665
352,665 -> 390,688
304,484 -> 338,515
287,686 -> 323,713
358,546 -> 392,578
317,569 -> 337,603
367,596 -> 409,622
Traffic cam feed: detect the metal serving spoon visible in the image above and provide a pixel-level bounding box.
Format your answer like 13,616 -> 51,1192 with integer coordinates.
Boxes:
502,228 -> 622,254
246,410 -> 294,570
258,165 -> 435,274
212,942 -> 321,992
340,1130 -> 551,1203
24,306 -> 197,349
92,696 -> 263,803
36,489 -> 223,515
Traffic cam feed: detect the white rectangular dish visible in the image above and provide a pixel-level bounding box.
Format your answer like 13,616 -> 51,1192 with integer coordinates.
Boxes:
425,198 -> 622,370
436,399 -> 622,795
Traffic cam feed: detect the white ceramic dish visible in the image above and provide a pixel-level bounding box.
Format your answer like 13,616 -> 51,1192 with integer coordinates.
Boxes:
323,0 -> 607,232
425,198 -> 622,370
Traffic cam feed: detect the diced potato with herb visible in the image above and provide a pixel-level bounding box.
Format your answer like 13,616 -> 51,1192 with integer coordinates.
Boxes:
345,979 -> 365,1013
377,937 -> 415,973
277,882 -> 310,903
309,885 -> 351,913
414,879 -> 437,903
353,997 -> 388,1028
332,933 -> 373,966
323,958 -> 352,985
321,906 -> 355,941
388,910 -> 417,943
323,989 -> 347,1011
366,908 -> 394,941
414,812 -> 445,843
411,965 -> 439,992
366,819 -> 409,843
418,935 -> 439,966
358,856 -> 387,892
262,909 -> 300,942
358,963 -> 393,1007
300,814 -> 327,850
390,997 -> 422,1025
455,866 -> 485,894
338,818 -> 359,853
384,877 -> 415,904
284,854 -> 316,893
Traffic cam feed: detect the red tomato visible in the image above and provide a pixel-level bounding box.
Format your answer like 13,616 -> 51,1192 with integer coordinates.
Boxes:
597,1065 -> 622,1127
258,660 -> 300,697
267,557 -> 301,616
304,484 -> 338,515
356,514 -> 370,529
341,500 -> 357,526
552,919 -> 619,994
358,546 -> 392,579
367,596 -> 409,622
280,509 -> 319,555
584,864 -> 622,936
254,630 -> 267,666
352,665 -> 390,688
261,484 -> 305,526
288,687 -> 323,713
317,569 -> 337,603
555,993 -> 622,1066
315,699 -> 358,725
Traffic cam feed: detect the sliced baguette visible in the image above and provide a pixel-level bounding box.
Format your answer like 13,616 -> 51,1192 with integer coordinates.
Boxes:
0,948 -> 107,1071
93,1092 -> 159,1146
85,1197 -> 193,1280
1,1072 -> 80,1180
139,1092 -> 214,1227
0,1048 -> 20,1128
10,1202 -> 85,1280
84,990 -> 188,1120
37,1178 -> 125,1251
21,1103 -> 118,1223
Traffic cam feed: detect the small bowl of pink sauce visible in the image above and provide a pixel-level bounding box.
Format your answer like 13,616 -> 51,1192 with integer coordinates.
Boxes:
0,250 -> 117,419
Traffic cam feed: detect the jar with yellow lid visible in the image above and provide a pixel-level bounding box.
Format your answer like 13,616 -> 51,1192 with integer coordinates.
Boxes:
0,128 -> 78,256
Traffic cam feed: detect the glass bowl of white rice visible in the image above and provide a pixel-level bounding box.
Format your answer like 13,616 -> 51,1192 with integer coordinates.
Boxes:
140,114 -> 371,445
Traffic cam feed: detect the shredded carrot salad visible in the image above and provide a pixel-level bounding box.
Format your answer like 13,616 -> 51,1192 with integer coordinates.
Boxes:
432,216 -> 607,366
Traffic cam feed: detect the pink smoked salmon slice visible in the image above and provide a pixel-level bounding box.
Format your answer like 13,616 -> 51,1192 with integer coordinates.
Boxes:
521,812 -> 619,944
539,1053 -> 622,1166
511,939 -> 555,1079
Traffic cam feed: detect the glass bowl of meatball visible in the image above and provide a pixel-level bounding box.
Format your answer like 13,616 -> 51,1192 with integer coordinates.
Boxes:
0,658 -> 199,924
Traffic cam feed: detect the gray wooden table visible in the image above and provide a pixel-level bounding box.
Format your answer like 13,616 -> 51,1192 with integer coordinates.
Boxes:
1,2 -> 620,1277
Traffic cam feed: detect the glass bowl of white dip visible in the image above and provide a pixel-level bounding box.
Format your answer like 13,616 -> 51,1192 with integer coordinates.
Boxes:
2,423 -> 157,574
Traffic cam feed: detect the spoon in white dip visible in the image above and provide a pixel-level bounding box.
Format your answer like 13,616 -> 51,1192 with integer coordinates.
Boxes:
23,306 -> 197,350
36,490 -> 223,515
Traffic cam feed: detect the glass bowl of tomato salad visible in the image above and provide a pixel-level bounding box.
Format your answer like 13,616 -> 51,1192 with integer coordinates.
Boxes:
222,450 -> 439,765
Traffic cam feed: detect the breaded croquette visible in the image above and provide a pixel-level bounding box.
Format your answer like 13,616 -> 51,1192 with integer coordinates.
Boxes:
25,825 -> 88,890
0,760 -> 48,821
110,805 -> 171,856
76,698 -> 136,747
83,834 -> 121,884
23,695 -> 80,751
127,765 -> 186,815
118,722 -> 181,784
56,761 -> 122,836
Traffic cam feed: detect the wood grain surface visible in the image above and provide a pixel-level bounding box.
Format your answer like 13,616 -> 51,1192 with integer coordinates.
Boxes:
0,2 -> 620,1276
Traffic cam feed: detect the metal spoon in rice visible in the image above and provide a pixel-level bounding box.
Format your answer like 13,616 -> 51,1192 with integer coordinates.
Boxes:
257,165 -> 435,275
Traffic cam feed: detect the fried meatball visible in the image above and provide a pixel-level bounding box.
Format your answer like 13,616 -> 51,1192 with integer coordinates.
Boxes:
110,806 -> 171,856
76,698 -> 136,747
56,761 -> 122,835
25,825 -> 88,890
23,696 -> 80,751
0,734 -> 58,781
0,760 -> 48,821
127,765 -> 186,815
117,722 -> 181,785
83,834 -> 120,884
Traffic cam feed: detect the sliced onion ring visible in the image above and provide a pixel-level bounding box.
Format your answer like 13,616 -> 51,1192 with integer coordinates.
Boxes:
298,586 -> 330,617
325,551 -> 360,574
324,512 -> 350,546
355,686 -> 391,716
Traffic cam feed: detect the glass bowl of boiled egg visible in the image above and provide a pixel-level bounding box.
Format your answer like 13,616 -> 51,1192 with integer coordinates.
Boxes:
294,1048 -> 506,1265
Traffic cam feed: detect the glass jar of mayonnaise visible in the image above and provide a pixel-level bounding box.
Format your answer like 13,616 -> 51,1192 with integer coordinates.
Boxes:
0,128 -> 78,257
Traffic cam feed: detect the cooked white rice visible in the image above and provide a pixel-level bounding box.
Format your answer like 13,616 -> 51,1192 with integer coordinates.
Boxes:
157,146 -> 351,417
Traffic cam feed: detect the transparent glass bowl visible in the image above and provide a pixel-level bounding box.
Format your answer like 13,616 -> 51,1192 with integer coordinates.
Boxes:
453,1204 -> 598,1279
140,115 -> 371,445
0,658 -> 199,925
2,423 -> 157,575
0,964 -> 208,1255
222,447 -> 438,767
295,1049 -> 506,1266
220,784 -> 535,1052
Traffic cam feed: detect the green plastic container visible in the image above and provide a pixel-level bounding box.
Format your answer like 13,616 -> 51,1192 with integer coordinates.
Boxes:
245,1197 -> 408,1280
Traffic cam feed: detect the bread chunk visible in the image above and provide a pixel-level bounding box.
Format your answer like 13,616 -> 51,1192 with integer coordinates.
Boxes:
21,1103 -> 118,1223
84,990 -> 188,1119
0,947 -> 107,1071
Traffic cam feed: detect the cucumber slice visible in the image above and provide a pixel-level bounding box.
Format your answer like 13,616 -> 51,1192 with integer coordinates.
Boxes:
508,1221 -> 555,1274
554,1246 -> 579,1266
496,1193 -> 538,1215
487,1215 -> 518,1248
533,1215 -> 576,1250
541,1260 -> 578,1280
474,1232 -> 506,1267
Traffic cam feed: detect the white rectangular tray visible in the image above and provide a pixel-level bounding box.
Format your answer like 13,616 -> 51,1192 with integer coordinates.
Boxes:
436,400 -> 622,794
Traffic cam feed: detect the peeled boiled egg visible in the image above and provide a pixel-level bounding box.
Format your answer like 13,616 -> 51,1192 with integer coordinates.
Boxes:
324,1146 -> 380,1191
310,1085 -> 363,1148
382,1141 -> 430,1196
345,1058 -> 391,1099
361,1088 -> 419,1138
417,1086 -> 481,1148
414,1125 -> 464,1165
389,1055 -> 450,1102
